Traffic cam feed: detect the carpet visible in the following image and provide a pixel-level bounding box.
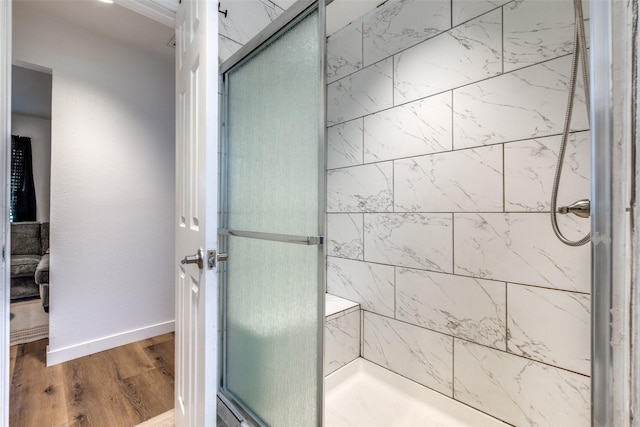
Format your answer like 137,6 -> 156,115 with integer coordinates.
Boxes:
10,299 -> 49,346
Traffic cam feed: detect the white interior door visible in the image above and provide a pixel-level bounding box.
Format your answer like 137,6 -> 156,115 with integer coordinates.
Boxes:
175,0 -> 218,426
0,2 -> 10,426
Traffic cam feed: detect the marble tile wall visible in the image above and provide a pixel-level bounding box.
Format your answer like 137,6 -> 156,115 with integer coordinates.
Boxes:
326,0 -> 591,425
217,0 -> 284,63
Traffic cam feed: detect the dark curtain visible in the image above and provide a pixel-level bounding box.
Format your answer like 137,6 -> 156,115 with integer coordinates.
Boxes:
10,135 -> 37,222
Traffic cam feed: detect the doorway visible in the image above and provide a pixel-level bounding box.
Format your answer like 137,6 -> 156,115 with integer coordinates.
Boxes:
9,62 -> 51,346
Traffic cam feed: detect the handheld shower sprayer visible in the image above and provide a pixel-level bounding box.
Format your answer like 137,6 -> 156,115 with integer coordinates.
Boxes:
550,0 -> 590,247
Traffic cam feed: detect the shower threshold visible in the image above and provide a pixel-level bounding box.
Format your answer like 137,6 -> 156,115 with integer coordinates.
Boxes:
325,358 -> 508,427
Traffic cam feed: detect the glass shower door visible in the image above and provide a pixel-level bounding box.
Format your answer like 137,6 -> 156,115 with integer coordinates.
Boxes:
219,2 -> 325,426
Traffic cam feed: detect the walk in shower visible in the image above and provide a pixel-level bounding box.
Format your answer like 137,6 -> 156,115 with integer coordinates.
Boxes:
217,0 -> 620,425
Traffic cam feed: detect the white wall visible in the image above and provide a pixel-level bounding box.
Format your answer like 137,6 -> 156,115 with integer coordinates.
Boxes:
13,3 -> 175,364
11,113 -> 50,222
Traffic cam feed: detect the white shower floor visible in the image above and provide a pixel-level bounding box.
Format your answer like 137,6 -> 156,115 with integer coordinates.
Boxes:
325,358 -> 508,427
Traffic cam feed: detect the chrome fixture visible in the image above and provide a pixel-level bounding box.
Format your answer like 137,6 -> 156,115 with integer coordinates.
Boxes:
181,248 -> 204,269
550,0 -> 590,247
557,199 -> 590,218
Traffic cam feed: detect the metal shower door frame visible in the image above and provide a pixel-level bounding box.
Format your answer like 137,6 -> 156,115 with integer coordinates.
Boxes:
590,0 -> 635,426
217,0 -> 327,425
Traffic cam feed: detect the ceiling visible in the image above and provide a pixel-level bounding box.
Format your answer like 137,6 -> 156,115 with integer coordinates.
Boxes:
13,0 -> 176,62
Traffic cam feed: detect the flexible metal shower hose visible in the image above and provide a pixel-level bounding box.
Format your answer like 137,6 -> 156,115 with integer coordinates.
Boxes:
549,0 -> 591,246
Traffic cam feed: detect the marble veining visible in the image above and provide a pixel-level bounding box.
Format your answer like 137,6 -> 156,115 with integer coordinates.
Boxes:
454,340 -> 590,426
394,145 -> 503,212
327,162 -> 393,213
452,0 -> 511,27
363,312 -> 454,396
219,34 -> 243,64
504,0 -> 576,72
364,213 -> 453,273
328,119 -> 364,170
327,58 -> 393,126
363,92 -> 453,163
453,55 -> 590,149
218,0 -> 283,45
327,257 -> 394,317
327,213 -> 364,260
394,9 -> 502,105
327,21 -> 363,84
325,309 -> 361,375
504,131 -> 591,212
507,284 -> 590,375
454,213 -> 590,292
396,268 -> 506,350
362,0 -> 450,67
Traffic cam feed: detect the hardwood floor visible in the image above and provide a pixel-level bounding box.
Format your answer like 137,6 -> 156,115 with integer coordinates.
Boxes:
10,333 -> 175,427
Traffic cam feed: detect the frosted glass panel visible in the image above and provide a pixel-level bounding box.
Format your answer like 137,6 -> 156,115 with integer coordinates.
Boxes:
222,7 -> 322,427
226,236 -> 320,426
227,10 -> 320,236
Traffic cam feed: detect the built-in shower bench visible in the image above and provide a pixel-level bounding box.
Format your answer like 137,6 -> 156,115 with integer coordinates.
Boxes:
325,294 -> 360,376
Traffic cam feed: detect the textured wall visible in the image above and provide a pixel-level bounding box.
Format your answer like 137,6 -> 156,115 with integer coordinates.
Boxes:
13,2 -> 176,364
326,0 -> 591,425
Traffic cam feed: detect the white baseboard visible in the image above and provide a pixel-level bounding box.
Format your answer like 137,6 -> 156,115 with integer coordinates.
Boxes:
46,320 -> 175,366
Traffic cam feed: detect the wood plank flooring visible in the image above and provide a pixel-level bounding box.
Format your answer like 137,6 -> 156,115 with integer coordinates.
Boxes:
10,333 -> 175,427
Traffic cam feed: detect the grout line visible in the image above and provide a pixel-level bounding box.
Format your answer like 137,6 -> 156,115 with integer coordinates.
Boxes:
363,310 -> 590,378
502,143 -> 506,212
451,212 -> 455,273
325,254 -> 592,296
505,283 -> 509,351
328,51 -> 581,130
329,117 -> 589,160
501,5 -> 504,75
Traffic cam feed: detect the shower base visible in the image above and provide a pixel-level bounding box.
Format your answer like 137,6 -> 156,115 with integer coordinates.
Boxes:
325,358 -> 508,427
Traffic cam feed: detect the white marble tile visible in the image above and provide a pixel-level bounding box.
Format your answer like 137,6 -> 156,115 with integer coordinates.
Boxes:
327,213 -> 364,260
325,309 -> 360,375
364,213 -> 453,272
326,257 -> 395,317
394,9 -> 502,105
504,131 -> 591,212
325,293 -> 359,319
218,0 -> 282,45
507,284 -> 590,375
327,21 -> 363,84
363,312 -> 453,396
219,34 -> 244,64
327,58 -> 393,126
452,0 -> 511,27
397,269 -> 506,349
327,162 -> 393,213
504,0 -> 575,72
394,145 -> 503,212
454,340 -> 590,426
454,213 -> 590,292
363,92 -> 452,163
362,0 -> 450,67
328,119 -> 364,170
453,55 -> 590,149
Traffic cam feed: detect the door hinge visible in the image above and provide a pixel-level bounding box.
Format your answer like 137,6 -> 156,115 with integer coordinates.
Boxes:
207,249 -> 228,269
